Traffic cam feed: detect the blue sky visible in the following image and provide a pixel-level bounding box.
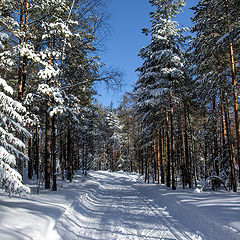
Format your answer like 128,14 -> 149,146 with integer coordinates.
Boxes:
96,0 -> 198,108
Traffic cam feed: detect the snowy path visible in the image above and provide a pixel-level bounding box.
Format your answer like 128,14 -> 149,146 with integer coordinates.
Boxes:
51,171 -> 240,240
0,171 -> 239,240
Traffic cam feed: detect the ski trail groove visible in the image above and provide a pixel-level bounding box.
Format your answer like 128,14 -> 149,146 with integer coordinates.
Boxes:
51,172 -> 236,240
129,184 -> 199,240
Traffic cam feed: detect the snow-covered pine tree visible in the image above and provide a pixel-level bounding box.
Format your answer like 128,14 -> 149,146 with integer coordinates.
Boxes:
91,104 -> 109,171
0,34 -> 30,197
29,0 -> 77,189
0,0 -> 48,180
190,0 -> 240,192
135,0 -> 187,189
118,93 -> 139,172
0,0 -> 41,99
104,108 -> 124,171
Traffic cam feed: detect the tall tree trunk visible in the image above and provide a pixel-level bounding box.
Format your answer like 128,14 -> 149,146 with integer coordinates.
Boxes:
203,109 -> 208,180
103,142 -> 106,170
225,0 -> 239,189
52,115 -> 57,191
77,147 -> 81,170
22,0 -> 29,100
44,107 -> 51,189
193,140 -> 198,187
213,98 -> 219,175
28,137 -> 33,179
184,111 -> 190,187
181,106 -> 187,189
16,0 -> 24,177
152,131 -> 157,183
67,128 -> 73,182
157,128 -> 160,184
127,125 -> 132,172
166,110 -> 171,187
59,130 -> 64,180
170,89 -> 176,190
225,93 -> 237,191
187,107 -> 193,188
220,88 -> 227,168
18,0 -> 24,102
160,128 -> 165,184
71,145 -> 75,175
44,39 -> 53,189
33,127 -> 39,179
18,0 -> 29,100
145,147 -> 149,183
141,147 -> 144,176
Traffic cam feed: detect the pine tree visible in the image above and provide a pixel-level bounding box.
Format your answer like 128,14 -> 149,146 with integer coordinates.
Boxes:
135,0 -> 187,189
190,0 -> 240,192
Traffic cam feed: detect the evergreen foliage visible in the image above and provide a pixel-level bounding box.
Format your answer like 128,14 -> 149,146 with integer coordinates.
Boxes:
0,32 -> 30,195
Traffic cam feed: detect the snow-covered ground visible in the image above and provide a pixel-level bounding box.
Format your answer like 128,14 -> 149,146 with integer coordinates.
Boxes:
0,171 -> 239,240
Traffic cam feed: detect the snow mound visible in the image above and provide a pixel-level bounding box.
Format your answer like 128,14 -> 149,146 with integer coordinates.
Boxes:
193,188 -> 203,194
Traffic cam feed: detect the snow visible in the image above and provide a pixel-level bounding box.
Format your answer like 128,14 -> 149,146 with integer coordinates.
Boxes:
0,171 -> 239,240
0,77 -> 13,95
0,33 -> 8,49
193,188 -> 202,194
0,146 -> 30,197
38,64 -> 60,80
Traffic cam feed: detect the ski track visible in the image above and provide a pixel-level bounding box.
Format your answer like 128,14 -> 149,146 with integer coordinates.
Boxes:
49,172 -> 240,240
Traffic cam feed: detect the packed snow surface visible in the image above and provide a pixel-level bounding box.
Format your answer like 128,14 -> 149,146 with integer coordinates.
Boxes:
0,171 -> 239,240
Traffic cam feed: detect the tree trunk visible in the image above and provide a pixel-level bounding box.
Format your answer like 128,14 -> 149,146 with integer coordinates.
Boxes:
160,128 -> 165,184
22,0 -> 29,100
145,147 -> 149,183
157,129 -> 160,184
103,142 -> 106,170
52,115 -> 57,191
18,0 -> 24,102
213,98 -> 219,175
33,127 -> 39,179
166,110 -> 171,187
184,110 -> 190,187
28,137 -> 33,179
44,108 -> 51,189
141,147 -> 144,176
187,107 -> 193,188
170,89 -> 176,190
67,128 -> 73,182
152,131 -> 157,183
225,93 -> 237,191
16,0 -> 24,176
44,36 -> 54,189
59,130 -> 65,180
225,0 -> 239,189
181,107 -> 187,189
220,88 -> 227,167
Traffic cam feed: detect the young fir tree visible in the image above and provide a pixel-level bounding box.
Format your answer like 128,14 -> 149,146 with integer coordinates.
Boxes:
135,0 -> 187,189
0,33 -> 30,197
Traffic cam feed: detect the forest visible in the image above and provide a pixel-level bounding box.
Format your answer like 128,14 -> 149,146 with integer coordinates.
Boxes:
0,0 -> 240,200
